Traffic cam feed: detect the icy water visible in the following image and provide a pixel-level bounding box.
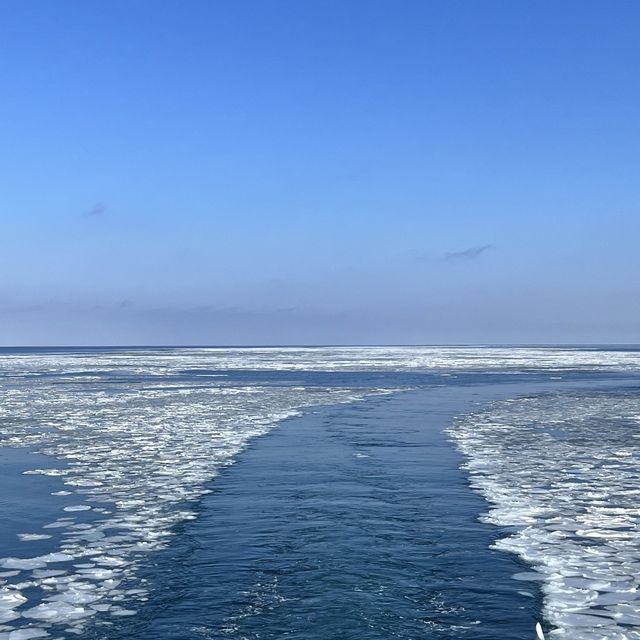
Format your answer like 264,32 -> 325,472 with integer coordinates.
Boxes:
1,347 -> 640,640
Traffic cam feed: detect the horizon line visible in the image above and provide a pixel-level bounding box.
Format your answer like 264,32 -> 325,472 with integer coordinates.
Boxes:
1,343 -> 639,350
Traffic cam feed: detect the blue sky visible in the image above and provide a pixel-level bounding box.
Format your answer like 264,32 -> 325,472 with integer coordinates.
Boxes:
1,0 -> 639,344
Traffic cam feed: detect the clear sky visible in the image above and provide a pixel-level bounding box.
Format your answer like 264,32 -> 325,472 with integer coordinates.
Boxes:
1,0 -> 639,345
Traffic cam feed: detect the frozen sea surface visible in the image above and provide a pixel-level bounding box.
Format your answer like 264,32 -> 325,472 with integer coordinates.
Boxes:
448,389 -> 640,639
0,346 -> 639,639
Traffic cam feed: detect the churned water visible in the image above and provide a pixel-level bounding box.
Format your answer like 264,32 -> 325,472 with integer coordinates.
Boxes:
0,347 -> 639,639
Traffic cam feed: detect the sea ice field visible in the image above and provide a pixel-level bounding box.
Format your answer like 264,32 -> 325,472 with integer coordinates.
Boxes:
1,346 -> 640,639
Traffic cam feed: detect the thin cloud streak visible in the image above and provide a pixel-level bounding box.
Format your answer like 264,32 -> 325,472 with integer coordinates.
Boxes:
444,244 -> 493,261
82,203 -> 106,218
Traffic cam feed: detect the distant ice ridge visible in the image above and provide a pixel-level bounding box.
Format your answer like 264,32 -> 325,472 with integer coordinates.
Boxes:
0,355 -> 381,638
447,391 -> 640,639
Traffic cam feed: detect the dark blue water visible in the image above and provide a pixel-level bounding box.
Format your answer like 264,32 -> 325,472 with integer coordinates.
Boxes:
89,383 -> 571,640
0,450 -> 72,558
